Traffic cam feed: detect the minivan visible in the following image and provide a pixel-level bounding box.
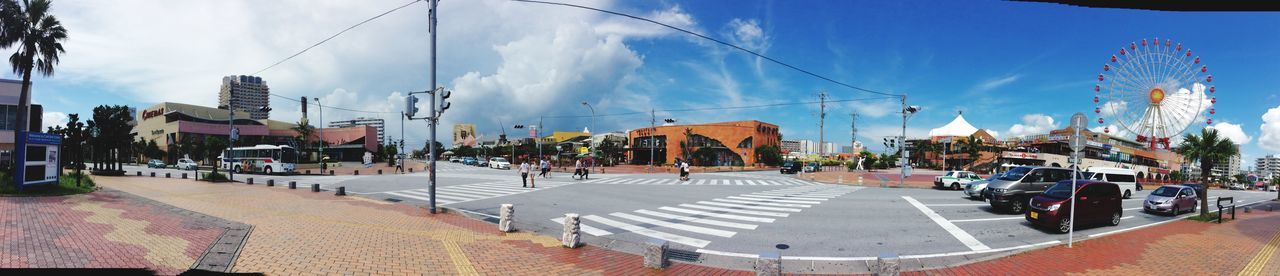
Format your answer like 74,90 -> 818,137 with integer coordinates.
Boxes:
1026,180 -> 1123,233
1086,167 -> 1139,198
983,166 -> 1083,214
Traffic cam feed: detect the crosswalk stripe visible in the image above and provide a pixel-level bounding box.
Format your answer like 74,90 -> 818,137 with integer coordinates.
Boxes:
749,180 -> 762,186
695,201 -> 802,212
679,204 -> 790,217
431,191 -> 487,201
657,206 -> 776,223
385,191 -> 436,202
408,191 -> 477,201
739,194 -> 829,201
726,196 -> 820,205
753,192 -> 837,198
605,178 -> 628,184
460,183 -> 545,192
550,217 -> 614,236
582,215 -> 710,248
640,179 -> 661,185
445,186 -> 518,195
695,180 -> 706,185
436,188 -> 503,198
610,213 -> 736,238
734,180 -> 744,186
713,198 -> 811,208
633,209 -> 757,230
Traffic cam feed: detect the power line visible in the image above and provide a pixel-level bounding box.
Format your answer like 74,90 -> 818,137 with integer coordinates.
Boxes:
252,0 -> 423,76
511,0 -> 904,98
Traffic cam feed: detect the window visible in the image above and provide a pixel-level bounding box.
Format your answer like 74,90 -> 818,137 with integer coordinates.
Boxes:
1106,173 -> 1136,183
737,137 -> 753,149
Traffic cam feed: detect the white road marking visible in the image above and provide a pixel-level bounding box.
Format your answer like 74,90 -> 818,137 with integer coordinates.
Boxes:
725,196 -> 821,205
949,216 -> 1023,223
738,194 -> 829,201
695,201 -> 802,212
712,198 -> 811,208
633,209 -> 758,230
609,213 -> 737,238
902,196 -> 991,251
582,215 -> 710,248
385,191 -> 435,202
658,206 -> 777,223
678,204 -> 790,217
925,203 -> 989,207
734,180 -> 744,186
550,217 -> 613,236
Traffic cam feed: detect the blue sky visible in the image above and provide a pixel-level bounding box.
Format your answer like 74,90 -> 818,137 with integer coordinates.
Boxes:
17,0 -> 1280,167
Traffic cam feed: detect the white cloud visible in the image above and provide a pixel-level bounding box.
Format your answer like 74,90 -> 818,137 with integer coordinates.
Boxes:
42,112 -> 68,129
1089,124 -> 1128,137
972,75 -> 1021,93
1099,101 -> 1126,119
1259,105 -> 1280,151
1206,122 -> 1251,145
1006,114 -> 1058,138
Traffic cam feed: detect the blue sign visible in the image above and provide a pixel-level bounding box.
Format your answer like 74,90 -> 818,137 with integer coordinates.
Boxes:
28,132 -> 62,145
19,132 -> 62,187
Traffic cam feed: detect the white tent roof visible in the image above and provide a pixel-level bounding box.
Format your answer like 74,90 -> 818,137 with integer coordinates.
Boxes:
928,114 -> 980,137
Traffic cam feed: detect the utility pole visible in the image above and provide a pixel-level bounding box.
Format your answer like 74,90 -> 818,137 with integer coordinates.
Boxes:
426,0 -> 439,214
818,91 -> 828,157
850,112 -> 858,155
650,108 -> 656,168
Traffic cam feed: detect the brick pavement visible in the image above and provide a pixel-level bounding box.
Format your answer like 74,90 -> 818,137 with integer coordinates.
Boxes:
93,175 -> 751,275
908,201 -> 1280,275
0,188 -> 237,275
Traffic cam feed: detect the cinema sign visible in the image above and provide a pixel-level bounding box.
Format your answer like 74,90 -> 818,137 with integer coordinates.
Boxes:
142,108 -> 165,120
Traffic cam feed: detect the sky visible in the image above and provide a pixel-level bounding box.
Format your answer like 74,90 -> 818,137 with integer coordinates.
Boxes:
17,0 -> 1280,169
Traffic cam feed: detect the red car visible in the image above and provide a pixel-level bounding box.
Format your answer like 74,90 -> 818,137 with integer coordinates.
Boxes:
1026,180 -> 1123,233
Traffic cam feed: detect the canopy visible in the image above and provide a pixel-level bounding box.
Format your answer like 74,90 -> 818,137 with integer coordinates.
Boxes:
928,114 -> 980,137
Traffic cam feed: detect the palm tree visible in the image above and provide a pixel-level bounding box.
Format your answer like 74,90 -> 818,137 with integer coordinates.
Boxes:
291,120 -> 315,148
957,135 -> 984,170
1,0 -> 67,179
1175,128 -> 1239,217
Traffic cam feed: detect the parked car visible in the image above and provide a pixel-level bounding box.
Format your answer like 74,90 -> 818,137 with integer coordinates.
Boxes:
803,162 -> 821,173
476,158 -> 489,167
1143,185 -> 1198,215
935,170 -> 983,190
146,159 -> 166,168
462,157 -> 478,166
449,157 -> 462,163
1228,183 -> 1246,190
984,166 -> 1083,214
964,173 -> 1003,200
176,158 -> 198,170
780,160 -> 802,174
1026,180 -> 1123,233
488,157 -> 511,170
1085,167 -> 1139,198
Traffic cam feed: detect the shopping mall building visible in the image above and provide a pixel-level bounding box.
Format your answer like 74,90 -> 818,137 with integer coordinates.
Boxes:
627,120 -> 780,166
132,102 -> 379,163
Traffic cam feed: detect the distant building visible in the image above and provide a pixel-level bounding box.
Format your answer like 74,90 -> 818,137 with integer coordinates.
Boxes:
1211,154 -> 1242,179
330,117 -> 385,145
453,124 -> 477,147
780,140 -> 800,154
218,75 -> 270,120
0,79 -> 42,153
1258,155 -> 1280,181
626,120 -> 780,166
132,102 -> 378,163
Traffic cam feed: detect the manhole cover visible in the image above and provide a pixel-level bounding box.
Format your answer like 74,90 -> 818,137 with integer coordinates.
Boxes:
775,244 -> 790,250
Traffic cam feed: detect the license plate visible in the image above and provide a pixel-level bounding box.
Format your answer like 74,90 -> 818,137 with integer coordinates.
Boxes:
1030,212 -> 1039,219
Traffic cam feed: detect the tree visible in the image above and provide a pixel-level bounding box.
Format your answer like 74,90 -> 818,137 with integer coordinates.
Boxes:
597,140 -> 623,166
203,136 -> 227,164
754,145 -> 782,166
384,143 -> 398,167
422,141 -> 445,160
85,105 -> 134,172
451,145 -> 476,158
1175,128 -> 1239,217
2,0 -> 68,180
957,135 -> 984,170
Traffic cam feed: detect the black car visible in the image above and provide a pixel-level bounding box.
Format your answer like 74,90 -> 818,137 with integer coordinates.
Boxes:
780,160 -> 802,174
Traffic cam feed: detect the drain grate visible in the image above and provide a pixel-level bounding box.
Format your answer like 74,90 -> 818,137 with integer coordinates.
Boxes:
384,198 -> 403,202
668,249 -> 701,262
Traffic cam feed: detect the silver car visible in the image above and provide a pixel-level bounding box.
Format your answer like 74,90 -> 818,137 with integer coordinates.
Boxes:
1143,185 -> 1198,215
963,174 -> 1002,200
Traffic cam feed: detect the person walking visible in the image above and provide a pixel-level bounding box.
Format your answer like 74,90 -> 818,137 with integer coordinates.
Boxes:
680,159 -> 691,181
519,161 -> 532,187
582,157 -> 592,180
573,159 -> 583,180
539,159 -> 551,178
674,158 -> 684,180
395,155 -> 405,174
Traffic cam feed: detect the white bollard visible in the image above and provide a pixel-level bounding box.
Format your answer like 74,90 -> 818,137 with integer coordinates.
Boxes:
643,238 -> 669,269
858,176 -> 863,185
755,252 -> 782,276
562,213 -> 581,248
498,204 -> 515,232
838,175 -> 844,184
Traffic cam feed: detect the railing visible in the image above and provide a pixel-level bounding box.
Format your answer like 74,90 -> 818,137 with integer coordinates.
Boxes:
1217,197 -> 1235,223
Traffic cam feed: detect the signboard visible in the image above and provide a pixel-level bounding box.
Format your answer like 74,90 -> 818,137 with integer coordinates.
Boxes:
141,108 -> 165,120
19,132 -> 62,186
1002,152 -> 1040,159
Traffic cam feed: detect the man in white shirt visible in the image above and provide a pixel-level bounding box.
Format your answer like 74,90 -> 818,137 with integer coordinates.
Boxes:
519,161 -> 532,187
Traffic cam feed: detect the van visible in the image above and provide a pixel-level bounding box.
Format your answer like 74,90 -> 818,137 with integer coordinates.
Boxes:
1085,167 -> 1138,199
1027,180 -> 1123,233
983,166 -> 1084,214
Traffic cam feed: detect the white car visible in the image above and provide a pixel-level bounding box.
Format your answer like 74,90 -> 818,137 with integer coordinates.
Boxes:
488,157 -> 511,170
176,158 -> 198,170
1086,167 -> 1138,199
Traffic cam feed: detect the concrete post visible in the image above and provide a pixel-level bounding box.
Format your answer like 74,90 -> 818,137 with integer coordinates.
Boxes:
858,176 -> 863,185
336,186 -> 346,196
409,168 -> 414,173
267,179 -> 274,186
642,238 -> 668,269
137,171 -> 142,176
165,173 -> 171,178
330,170 -> 335,176
875,252 -> 900,276
755,252 -> 781,276
355,170 -> 359,175
378,169 -> 382,175
247,178 -> 254,185
181,173 -> 187,179
838,175 -> 843,184
288,181 -> 297,189
150,172 -> 155,177
311,184 -> 320,192
561,213 -> 581,248
498,204 -> 515,232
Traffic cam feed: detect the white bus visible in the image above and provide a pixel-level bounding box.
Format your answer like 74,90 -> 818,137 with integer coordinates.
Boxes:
220,145 -> 298,174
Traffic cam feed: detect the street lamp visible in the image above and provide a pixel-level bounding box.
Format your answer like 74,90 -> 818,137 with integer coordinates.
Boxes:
582,101 -> 595,172
900,101 -> 921,187
314,97 -> 325,174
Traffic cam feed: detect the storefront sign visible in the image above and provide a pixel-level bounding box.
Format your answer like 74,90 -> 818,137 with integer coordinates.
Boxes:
1002,152 -> 1039,159
142,108 -> 165,120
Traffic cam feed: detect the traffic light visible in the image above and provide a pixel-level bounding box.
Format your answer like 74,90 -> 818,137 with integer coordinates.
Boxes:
405,95 -> 420,117
438,90 -> 451,113
513,124 -> 524,129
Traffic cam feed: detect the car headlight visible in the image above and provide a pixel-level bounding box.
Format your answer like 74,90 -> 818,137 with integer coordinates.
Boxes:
1045,204 -> 1060,211
991,188 -> 1006,194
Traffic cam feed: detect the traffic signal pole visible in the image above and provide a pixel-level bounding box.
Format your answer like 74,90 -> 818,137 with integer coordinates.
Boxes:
427,0 -> 439,214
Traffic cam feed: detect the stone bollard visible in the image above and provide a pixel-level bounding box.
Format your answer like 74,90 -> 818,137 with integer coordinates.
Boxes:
150,172 -> 156,177
355,170 -> 359,175
1244,206 -> 1252,213
330,170 -> 335,176
311,184 -> 320,192
247,178 -> 254,185
267,179 -> 275,186
378,169 -> 382,175
336,186 -> 346,196
498,204 -> 516,232
838,175 -> 843,184
165,173 -> 171,178
409,168 -> 414,173
642,238 -> 669,269
288,181 -> 297,189
858,176 -> 863,185
875,252 -> 900,276
755,252 -> 781,276
182,173 -> 188,179
561,213 -> 581,248
137,171 -> 142,176
305,169 -> 311,175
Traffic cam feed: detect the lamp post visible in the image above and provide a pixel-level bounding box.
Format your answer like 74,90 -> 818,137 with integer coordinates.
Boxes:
582,101 -> 595,173
901,97 -> 920,188
314,97 -> 324,174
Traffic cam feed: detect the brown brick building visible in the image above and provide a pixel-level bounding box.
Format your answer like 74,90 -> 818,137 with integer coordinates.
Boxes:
627,120 -> 780,166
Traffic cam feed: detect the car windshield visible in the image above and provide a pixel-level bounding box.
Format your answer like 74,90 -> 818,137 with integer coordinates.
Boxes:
945,171 -> 955,177
999,167 -> 1031,181
986,174 -> 1001,181
1042,182 -> 1077,199
493,158 -> 507,162
1151,187 -> 1180,197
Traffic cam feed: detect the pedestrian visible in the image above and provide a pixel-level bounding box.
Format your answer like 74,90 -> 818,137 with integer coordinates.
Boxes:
582,157 -> 591,180
539,159 -> 551,178
573,159 -> 583,180
395,155 -> 405,174
674,158 -> 684,180
680,159 -> 691,181
519,161 -> 531,187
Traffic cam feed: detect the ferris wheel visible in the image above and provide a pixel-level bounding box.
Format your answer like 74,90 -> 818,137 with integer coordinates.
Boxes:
1094,37 -> 1215,150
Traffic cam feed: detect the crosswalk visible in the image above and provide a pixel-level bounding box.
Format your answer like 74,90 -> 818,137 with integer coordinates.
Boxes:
579,177 -> 820,186
377,180 -> 572,205
432,163 -> 492,172
551,185 -> 861,248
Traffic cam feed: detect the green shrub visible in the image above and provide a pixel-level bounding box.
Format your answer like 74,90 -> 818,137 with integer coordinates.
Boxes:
202,172 -> 230,182
0,171 -> 95,196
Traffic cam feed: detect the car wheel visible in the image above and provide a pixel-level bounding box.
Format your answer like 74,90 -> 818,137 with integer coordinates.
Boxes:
233,166 -> 241,174
1123,190 -> 1132,199
264,167 -> 273,175
1008,199 -> 1027,214
1109,211 -> 1121,226
951,183 -> 961,190
1057,217 -> 1072,233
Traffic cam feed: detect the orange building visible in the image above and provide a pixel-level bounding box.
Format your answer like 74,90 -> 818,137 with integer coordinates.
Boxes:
627,120 -> 780,166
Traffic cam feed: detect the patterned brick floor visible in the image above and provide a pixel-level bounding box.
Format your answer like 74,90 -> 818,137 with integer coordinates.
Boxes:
94,176 -> 750,275
0,189 -> 233,275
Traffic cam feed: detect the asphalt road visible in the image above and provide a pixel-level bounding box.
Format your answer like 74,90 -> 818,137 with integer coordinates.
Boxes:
117,162 -> 1280,264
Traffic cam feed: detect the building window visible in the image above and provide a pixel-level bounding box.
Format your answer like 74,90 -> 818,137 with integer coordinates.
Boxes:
737,137 -> 753,149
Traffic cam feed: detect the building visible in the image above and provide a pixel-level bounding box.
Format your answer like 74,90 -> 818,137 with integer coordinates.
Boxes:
331,117 -> 385,145
626,120 -> 780,166
453,124 -> 477,147
218,75 -> 270,120
780,140 -> 800,154
132,102 -> 379,163
0,79 -> 42,153
916,114 -> 1000,170
1211,154 -> 1242,180
1259,155 -> 1280,181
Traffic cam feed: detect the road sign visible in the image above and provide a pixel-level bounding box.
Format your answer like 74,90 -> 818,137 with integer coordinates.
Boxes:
1069,135 -> 1085,152
1070,112 -> 1088,130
